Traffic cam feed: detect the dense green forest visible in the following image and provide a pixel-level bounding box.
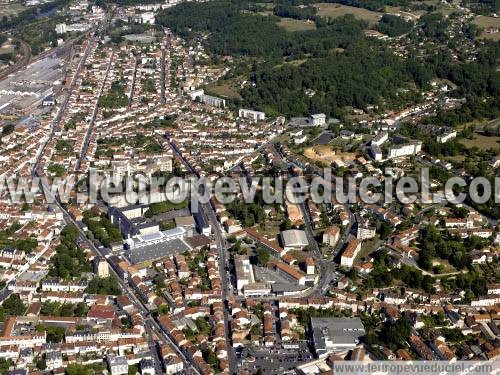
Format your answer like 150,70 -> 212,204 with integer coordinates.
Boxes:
273,4 -> 317,20
462,0 -> 500,14
106,0 -> 409,11
156,0 -> 423,115
419,13 -> 450,42
156,1 -> 365,58
0,0 -> 70,30
239,43 -> 431,117
157,0 -> 499,118
240,38 -> 498,117
377,14 -> 414,36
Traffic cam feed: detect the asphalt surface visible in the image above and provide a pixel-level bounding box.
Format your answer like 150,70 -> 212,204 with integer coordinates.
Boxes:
32,32 -> 98,177
269,143 -> 356,295
25,19 -> 199,373
129,56 -> 138,105
75,50 -> 114,171
38,176 -> 199,374
169,140 -> 238,375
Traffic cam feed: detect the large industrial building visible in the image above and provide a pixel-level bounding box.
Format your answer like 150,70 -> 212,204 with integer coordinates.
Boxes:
289,113 -> 326,127
310,317 -> 366,358
0,57 -> 65,113
124,228 -> 190,264
55,23 -> 92,34
109,201 -> 211,264
234,255 -> 256,293
280,229 -> 308,252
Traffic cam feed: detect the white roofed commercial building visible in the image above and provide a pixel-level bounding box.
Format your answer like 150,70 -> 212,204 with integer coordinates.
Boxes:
311,317 -> 366,357
234,255 -> 255,293
281,229 -> 308,251
310,113 -> 326,126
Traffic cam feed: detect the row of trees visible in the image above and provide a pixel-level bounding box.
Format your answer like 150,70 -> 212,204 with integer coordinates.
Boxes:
40,301 -> 87,317
289,306 -> 348,326
144,199 -> 188,218
322,0 -> 409,11
462,0 -> 499,15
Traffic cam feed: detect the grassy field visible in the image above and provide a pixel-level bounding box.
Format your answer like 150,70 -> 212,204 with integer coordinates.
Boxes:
473,15 -> 500,41
356,239 -> 381,263
388,1 -> 455,17
0,46 -> 15,55
255,2 -> 274,9
410,0 -> 453,11
0,2 -> 26,17
455,117 -> 500,132
385,6 -> 424,20
274,58 -> 309,69
411,0 -> 439,4
313,3 -> 383,26
435,4 -> 459,16
277,18 -> 317,32
431,259 -> 457,274
289,250 -> 308,263
205,81 -> 241,99
444,155 -> 466,163
459,134 -> 500,150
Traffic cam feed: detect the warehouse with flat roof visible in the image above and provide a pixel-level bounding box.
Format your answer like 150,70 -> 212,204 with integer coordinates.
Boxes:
280,229 -> 308,251
310,317 -> 366,358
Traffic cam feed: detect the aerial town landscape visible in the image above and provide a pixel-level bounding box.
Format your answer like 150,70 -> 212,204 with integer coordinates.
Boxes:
0,0 -> 498,373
